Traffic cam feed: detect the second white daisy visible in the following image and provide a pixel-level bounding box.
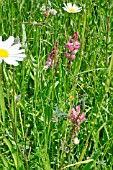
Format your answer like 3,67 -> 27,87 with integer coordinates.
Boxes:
63,3 -> 82,13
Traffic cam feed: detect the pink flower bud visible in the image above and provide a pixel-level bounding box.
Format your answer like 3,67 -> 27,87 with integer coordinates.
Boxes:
77,118 -> 81,125
71,108 -> 76,115
74,42 -> 80,49
64,52 -> 70,58
76,105 -> 80,113
49,9 -> 57,15
73,32 -> 78,41
79,113 -> 86,121
71,49 -> 78,55
70,55 -> 76,59
65,42 -> 72,48
68,113 -> 75,120
68,45 -> 75,51
48,53 -> 51,58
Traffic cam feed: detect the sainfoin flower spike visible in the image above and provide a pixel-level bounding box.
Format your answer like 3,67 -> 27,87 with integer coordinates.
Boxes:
64,32 -> 80,72
44,41 -> 59,70
64,32 -> 80,61
68,105 -> 86,135
41,5 -> 57,16
0,36 -> 26,66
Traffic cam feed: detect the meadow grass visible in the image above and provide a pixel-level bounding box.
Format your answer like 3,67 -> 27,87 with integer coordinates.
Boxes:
0,0 -> 113,169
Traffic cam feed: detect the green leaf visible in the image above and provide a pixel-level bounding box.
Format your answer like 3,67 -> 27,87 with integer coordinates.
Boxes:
3,137 -> 24,169
0,151 -> 8,168
82,150 -> 101,170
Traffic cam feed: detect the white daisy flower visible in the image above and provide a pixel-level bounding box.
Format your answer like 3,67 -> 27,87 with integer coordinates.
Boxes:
63,3 -> 82,13
0,36 -> 26,66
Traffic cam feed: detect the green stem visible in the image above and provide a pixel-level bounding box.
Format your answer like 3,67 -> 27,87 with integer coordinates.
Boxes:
106,1 -> 110,64
75,11 -> 86,76
0,0 -> 3,36
0,64 -> 5,125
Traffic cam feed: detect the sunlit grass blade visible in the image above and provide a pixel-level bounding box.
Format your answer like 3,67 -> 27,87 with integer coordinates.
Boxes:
0,151 -> 9,169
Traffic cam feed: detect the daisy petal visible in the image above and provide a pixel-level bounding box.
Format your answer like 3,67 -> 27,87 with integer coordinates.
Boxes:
9,54 -> 26,58
73,4 -> 78,9
4,58 -> 18,66
4,36 -> 14,49
12,57 -> 25,61
0,59 -> 3,63
64,3 -> 68,8
8,49 -> 25,55
8,44 -> 21,51
67,3 -> 72,9
62,7 -> 68,11
0,36 -> 2,43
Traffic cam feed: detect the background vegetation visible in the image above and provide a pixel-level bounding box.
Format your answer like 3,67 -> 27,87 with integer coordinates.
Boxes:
0,0 -> 113,169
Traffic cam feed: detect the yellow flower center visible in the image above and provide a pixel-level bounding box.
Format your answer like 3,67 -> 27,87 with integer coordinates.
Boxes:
69,96 -> 73,100
69,8 -> 76,13
0,49 -> 9,58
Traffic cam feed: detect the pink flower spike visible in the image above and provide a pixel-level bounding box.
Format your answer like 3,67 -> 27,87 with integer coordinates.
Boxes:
44,65 -> 49,70
56,41 -> 59,47
79,113 -> 86,121
71,108 -> 76,115
68,107 -> 78,121
68,45 -> 75,51
48,53 -> 51,58
49,9 -> 57,15
70,55 -> 76,59
64,52 -> 70,58
74,42 -> 80,49
71,49 -> 78,55
69,36 -> 73,42
73,32 -> 78,41
76,105 -> 80,113
45,60 -> 51,66
68,113 -> 76,120
77,118 -> 81,125
65,42 -> 72,48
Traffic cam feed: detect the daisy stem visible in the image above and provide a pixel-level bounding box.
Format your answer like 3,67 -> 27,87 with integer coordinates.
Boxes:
75,10 -> 86,75
0,63 -> 5,125
72,14 -> 77,31
68,15 -> 71,27
12,68 -> 19,166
